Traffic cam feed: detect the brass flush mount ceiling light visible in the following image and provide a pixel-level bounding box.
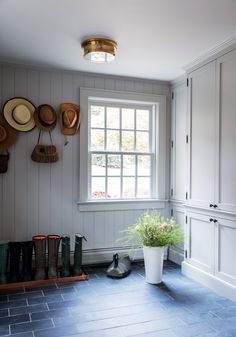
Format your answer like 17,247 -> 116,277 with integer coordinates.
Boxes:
81,38 -> 117,63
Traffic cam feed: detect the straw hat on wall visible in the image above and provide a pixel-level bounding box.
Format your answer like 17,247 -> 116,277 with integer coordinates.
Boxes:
3,97 -> 36,132
34,104 -> 57,132
0,115 -> 17,151
60,103 -> 80,135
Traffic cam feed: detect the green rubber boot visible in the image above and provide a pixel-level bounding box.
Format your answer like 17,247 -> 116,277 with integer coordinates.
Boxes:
22,241 -> 33,281
73,234 -> 86,276
47,235 -> 61,279
61,235 -> 70,277
0,241 -> 9,284
9,242 -> 22,283
33,235 -> 47,280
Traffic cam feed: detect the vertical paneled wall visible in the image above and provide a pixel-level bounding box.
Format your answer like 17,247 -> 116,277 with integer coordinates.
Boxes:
0,63 -> 170,260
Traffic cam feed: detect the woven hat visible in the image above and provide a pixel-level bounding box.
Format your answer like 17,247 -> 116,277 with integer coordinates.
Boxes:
60,103 -> 80,135
3,97 -> 36,132
34,104 -> 57,132
0,115 -> 17,151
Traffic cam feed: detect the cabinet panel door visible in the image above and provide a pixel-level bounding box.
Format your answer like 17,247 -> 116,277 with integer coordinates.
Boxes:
171,84 -> 187,201
186,212 -> 214,274
188,62 -> 216,208
216,49 -> 236,212
172,205 -> 185,252
215,217 -> 236,286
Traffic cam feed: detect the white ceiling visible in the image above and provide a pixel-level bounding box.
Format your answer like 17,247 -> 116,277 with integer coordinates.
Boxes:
0,0 -> 236,81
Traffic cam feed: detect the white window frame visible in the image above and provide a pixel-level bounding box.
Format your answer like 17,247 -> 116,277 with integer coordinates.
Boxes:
78,87 -> 167,211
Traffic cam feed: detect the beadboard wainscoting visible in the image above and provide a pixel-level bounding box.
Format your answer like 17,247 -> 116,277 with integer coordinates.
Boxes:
0,63 -> 170,263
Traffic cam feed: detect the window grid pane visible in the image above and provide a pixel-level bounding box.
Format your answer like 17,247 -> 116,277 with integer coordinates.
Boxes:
90,152 -> 152,199
106,107 -> 120,129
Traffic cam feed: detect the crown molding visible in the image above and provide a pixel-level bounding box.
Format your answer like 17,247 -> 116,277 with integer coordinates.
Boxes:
183,35 -> 236,73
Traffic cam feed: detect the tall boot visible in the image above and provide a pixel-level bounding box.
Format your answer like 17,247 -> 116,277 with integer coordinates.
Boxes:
9,242 -> 21,283
47,235 -> 61,279
33,235 -> 46,280
61,235 -> 70,277
73,234 -> 86,276
0,241 -> 9,284
22,241 -> 33,281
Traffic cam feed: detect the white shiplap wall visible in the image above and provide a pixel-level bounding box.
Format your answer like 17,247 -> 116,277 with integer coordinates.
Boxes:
0,63 -> 171,262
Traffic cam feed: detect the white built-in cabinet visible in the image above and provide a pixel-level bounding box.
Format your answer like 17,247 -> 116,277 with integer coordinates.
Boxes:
188,49 -> 236,213
184,210 -> 236,294
181,47 -> 236,302
170,47 -> 236,300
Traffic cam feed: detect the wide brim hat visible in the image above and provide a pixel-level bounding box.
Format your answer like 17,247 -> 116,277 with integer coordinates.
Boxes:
0,115 -> 17,151
60,103 -> 80,136
3,97 -> 36,132
34,104 -> 57,132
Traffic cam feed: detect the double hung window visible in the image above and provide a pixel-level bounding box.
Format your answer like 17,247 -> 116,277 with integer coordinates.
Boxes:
79,88 -> 166,207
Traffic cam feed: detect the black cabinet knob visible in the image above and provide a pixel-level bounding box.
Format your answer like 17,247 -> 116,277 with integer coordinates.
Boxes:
213,204 -> 218,208
209,204 -> 214,208
209,218 -> 217,223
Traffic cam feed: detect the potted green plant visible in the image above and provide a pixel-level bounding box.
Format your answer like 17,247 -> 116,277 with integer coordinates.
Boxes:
122,211 -> 183,284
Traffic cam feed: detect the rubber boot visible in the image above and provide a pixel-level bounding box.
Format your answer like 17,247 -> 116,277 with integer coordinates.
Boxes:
22,241 -> 33,281
33,235 -> 46,280
9,242 -> 21,283
47,235 -> 61,279
0,241 -> 9,284
61,235 -> 70,277
73,234 -> 86,276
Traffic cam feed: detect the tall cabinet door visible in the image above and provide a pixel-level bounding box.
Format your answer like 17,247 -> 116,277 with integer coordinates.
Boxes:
216,49 -> 236,213
188,61 -> 216,208
171,82 -> 187,202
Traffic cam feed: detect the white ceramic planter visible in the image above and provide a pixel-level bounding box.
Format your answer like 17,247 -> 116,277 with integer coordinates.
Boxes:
143,246 -> 164,284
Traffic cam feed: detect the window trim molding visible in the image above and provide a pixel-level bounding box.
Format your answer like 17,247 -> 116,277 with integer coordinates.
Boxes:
77,199 -> 167,212
79,87 -> 167,209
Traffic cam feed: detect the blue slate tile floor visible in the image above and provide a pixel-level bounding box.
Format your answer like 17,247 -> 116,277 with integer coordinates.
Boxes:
0,261 -> 236,337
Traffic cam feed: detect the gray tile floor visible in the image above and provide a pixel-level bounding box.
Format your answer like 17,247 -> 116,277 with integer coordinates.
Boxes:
0,261 -> 236,337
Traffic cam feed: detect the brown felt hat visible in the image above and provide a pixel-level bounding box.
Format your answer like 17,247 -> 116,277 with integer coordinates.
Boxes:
60,103 -> 80,135
34,104 -> 57,132
3,97 -> 36,132
0,115 -> 17,151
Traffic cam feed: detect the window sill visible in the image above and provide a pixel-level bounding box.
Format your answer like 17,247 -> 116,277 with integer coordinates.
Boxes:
77,199 -> 167,212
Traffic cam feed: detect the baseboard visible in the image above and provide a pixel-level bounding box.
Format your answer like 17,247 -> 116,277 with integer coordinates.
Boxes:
168,247 -> 184,265
81,247 -> 144,265
57,246 -> 169,267
182,261 -> 236,303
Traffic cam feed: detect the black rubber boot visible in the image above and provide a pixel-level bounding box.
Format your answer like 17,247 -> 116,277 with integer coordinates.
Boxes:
61,235 -> 70,277
33,235 -> 46,280
0,241 -> 9,284
47,235 -> 61,279
22,241 -> 33,281
9,242 -> 21,283
73,234 -> 86,276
